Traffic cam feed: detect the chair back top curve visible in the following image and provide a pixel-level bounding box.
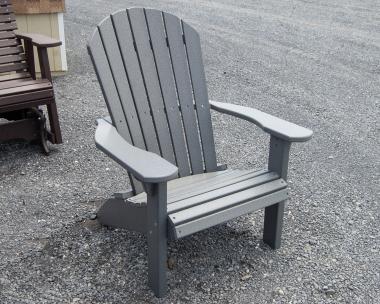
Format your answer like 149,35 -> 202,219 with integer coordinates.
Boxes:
88,7 -> 218,193
0,0 -> 29,76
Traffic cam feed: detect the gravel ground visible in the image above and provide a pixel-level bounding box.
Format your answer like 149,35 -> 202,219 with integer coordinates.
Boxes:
1,0 -> 379,303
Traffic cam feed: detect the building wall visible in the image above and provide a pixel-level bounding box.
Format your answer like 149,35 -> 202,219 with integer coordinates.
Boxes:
13,0 -> 65,14
15,12 -> 67,73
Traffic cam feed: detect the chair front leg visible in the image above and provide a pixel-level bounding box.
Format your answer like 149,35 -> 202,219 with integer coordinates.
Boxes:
263,136 -> 291,249
145,182 -> 168,297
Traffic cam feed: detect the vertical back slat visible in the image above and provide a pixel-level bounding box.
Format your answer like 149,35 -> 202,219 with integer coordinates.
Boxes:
145,8 -> 191,177
89,8 -> 220,194
163,12 -> 204,175
98,17 -> 145,150
111,9 -> 160,155
128,8 -> 175,165
182,21 -> 217,172
88,30 -> 131,140
88,28 -> 144,194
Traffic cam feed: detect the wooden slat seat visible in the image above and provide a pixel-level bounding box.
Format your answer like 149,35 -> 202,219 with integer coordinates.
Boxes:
127,169 -> 288,239
0,72 -> 30,82
0,78 -> 53,108
0,77 -> 50,90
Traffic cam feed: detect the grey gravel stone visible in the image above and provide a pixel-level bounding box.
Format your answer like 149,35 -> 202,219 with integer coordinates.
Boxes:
241,274 -> 252,281
167,257 -> 176,270
0,0 -> 379,303
88,213 -> 97,220
276,288 -> 285,295
325,289 -> 336,296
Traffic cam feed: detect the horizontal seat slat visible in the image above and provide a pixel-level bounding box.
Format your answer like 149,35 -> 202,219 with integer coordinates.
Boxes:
0,97 -> 53,113
0,53 -> 25,64
168,169 -> 268,203
0,78 -> 37,89
0,88 -> 53,107
0,79 -> 51,96
0,72 -> 30,82
167,169 -> 234,192
166,170 -> 248,201
128,169 -> 266,205
0,78 -> 53,107
167,172 -> 280,213
168,169 -> 254,198
128,170 -> 268,204
128,170 -> 239,204
0,61 -> 27,73
171,189 -> 288,239
169,179 -> 287,226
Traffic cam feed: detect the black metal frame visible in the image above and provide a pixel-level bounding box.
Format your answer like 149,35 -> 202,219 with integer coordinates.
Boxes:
0,107 -> 50,154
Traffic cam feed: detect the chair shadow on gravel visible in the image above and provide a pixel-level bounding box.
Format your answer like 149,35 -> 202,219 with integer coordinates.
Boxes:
2,212 -> 277,303
0,140 -> 60,157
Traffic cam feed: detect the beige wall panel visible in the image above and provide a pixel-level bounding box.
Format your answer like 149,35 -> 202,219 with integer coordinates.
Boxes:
15,13 -> 66,73
15,14 -> 27,30
26,14 -> 56,71
49,14 -> 61,70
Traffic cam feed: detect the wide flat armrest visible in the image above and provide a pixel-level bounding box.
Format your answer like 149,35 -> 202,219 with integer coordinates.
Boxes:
16,33 -> 62,47
210,100 -> 313,142
95,118 -> 178,183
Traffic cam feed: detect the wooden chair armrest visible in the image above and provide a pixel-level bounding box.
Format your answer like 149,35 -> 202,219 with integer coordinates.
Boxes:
210,100 -> 313,142
16,33 -> 62,48
95,118 -> 178,183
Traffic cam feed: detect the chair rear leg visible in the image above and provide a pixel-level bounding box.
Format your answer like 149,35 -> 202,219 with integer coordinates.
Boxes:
47,98 -> 62,144
263,201 -> 285,249
146,182 -> 168,297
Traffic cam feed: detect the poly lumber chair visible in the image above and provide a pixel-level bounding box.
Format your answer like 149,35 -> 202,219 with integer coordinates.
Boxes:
88,8 -> 313,297
0,0 -> 62,153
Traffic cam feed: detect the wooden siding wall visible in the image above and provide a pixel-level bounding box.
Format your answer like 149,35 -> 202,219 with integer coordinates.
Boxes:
13,0 -> 65,14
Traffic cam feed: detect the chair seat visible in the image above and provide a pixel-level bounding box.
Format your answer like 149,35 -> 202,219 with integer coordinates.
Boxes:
0,75 -> 54,108
128,169 -> 288,239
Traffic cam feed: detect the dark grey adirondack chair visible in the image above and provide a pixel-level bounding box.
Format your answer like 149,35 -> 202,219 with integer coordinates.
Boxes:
88,8 -> 313,297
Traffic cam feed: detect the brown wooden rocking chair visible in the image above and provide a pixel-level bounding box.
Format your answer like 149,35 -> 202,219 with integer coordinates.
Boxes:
0,0 -> 62,154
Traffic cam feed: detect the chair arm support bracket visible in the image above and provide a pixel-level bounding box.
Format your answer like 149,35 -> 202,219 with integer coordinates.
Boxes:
268,136 -> 291,180
18,34 -> 58,81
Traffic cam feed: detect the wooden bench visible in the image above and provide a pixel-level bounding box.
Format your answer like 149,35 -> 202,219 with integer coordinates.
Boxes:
88,8 -> 313,297
0,0 -> 62,153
